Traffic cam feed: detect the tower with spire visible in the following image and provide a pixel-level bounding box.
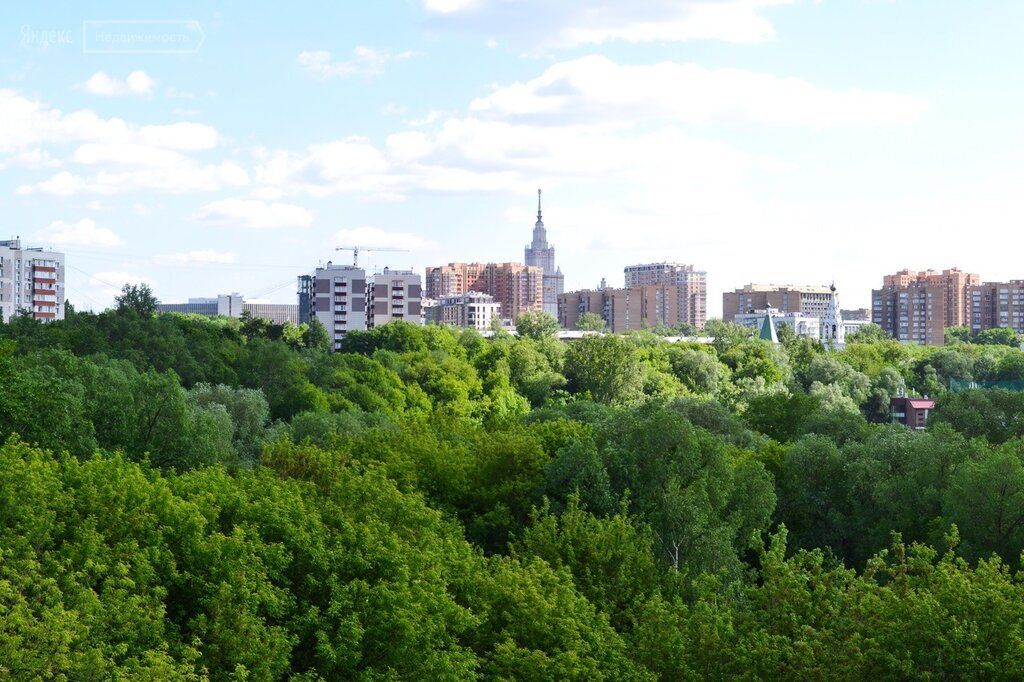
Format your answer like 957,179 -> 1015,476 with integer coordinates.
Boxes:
524,188 -> 564,317
820,282 -> 845,349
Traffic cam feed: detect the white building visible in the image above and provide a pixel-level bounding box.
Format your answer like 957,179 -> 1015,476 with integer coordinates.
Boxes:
433,291 -> 502,330
158,293 -> 300,325
733,285 -> 868,348
820,283 -> 845,349
0,239 -> 65,323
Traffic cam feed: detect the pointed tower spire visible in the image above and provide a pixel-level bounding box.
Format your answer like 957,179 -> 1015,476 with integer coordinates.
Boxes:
537,188 -> 543,222
759,309 -> 779,344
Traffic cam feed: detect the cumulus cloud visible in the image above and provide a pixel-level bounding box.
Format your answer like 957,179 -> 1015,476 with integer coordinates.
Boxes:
193,197 -> 314,229
82,71 -> 156,96
0,89 -> 231,195
470,55 -> 928,127
298,47 -> 416,80
17,163 -> 249,196
331,226 -> 438,252
422,0 -> 794,49
37,218 -> 122,247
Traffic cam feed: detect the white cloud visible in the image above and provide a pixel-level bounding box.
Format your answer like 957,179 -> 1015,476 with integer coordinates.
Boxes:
37,218 -> 122,247
422,0 -> 794,48
331,226 -> 438,252
0,147 -> 61,170
0,89 -> 229,195
17,163 -> 249,196
470,55 -> 927,127
298,47 -> 416,79
424,0 -> 477,13
193,197 -> 314,229
153,250 -> 236,265
82,71 -> 156,97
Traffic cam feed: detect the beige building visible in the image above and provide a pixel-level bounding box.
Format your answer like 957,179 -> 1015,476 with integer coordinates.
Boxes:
724,283 -> 834,321
424,261 -> 543,322
624,262 -> 707,327
872,268 -> 980,346
558,284 -> 678,333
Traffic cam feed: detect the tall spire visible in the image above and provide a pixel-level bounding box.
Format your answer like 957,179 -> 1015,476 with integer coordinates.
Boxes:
536,188 -> 543,224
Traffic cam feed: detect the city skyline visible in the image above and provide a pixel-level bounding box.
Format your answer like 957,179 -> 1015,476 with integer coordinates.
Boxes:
5,3 -> 1024,315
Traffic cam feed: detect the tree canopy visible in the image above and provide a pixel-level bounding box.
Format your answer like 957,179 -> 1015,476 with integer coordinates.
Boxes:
3,308 -> 1024,677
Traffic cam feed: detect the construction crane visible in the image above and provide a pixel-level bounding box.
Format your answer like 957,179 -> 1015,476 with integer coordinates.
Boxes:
334,245 -> 409,267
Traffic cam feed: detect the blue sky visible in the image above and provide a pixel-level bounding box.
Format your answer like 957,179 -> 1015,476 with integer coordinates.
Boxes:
4,1 -> 1024,315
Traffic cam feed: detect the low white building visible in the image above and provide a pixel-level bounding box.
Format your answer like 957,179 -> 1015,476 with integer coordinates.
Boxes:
733,285 -> 869,348
432,291 -> 502,330
158,293 -> 300,325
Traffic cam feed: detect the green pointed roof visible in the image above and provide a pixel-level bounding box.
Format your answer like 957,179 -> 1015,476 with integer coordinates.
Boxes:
759,310 -> 779,344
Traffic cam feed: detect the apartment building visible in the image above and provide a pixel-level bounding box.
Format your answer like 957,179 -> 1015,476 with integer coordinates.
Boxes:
558,284 -> 678,333
624,262 -> 707,327
424,261 -> 543,322
430,291 -> 502,330
367,268 -> 422,329
158,293 -> 300,325
872,268 -> 980,346
0,239 -> 65,323
723,283 -> 833,321
303,262 -> 368,351
965,281 -> 1024,333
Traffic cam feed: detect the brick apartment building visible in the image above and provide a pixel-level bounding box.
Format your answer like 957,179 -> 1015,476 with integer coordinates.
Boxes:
966,281 -> 1024,334
558,284 -> 679,333
723,284 -> 833,321
624,262 -> 707,327
872,268 -> 980,346
424,262 -> 543,322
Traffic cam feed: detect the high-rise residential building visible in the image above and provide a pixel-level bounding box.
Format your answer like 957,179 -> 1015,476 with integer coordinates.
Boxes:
624,262 -> 707,327
305,262 -> 368,351
872,268 -> 980,346
301,263 -> 422,350
965,281 -> 1024,333
367,268 -> 422,329
429,291 -> 502,330
0,239 -> 65,323
158,293 -> 300,325
524,189 -> 564,317
558,284 -> 678,333
424,261 -> 543,322
723,284 -> 834,321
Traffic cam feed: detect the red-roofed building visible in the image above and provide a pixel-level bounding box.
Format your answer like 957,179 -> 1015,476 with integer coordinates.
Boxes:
890,396 -> 935,430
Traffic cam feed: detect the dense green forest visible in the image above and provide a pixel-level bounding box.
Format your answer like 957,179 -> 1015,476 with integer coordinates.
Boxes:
5,288 -> 1024,679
